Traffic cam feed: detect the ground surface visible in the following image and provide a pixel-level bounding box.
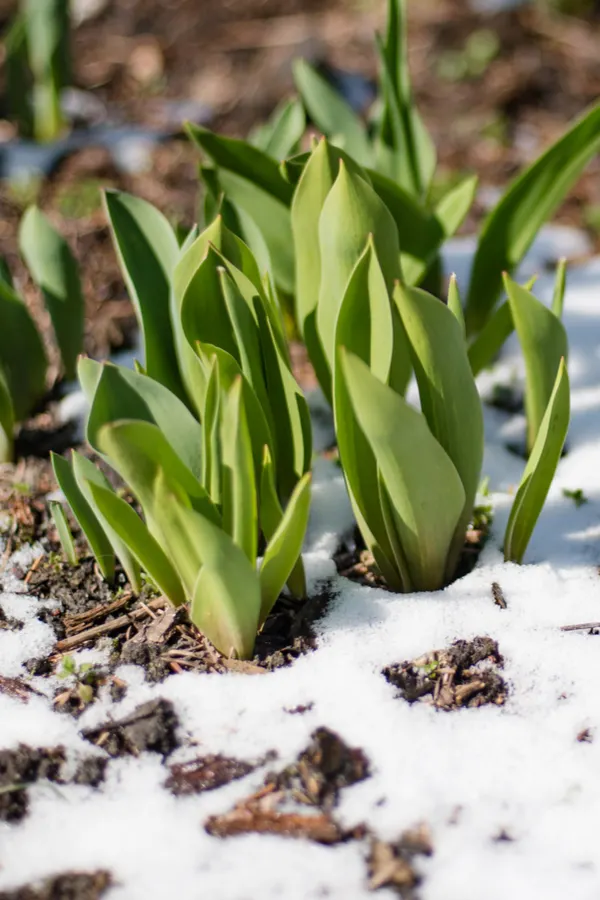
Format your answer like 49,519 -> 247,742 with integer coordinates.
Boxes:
2,231 -> 600,899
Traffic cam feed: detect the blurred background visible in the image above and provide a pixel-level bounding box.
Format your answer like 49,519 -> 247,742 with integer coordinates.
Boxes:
0,0 -> 598,359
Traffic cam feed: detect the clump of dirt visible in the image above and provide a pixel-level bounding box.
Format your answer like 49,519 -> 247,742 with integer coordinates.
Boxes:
271,726 -> 370,812
166,754 -> 267,797
383,636 -> 507,710
0,745 -> 65,823
368,824 -> 434,899
205,727 -> 369,845
82,698 -> 179,758
0,871 -> 112,900
26,557 -> 124,625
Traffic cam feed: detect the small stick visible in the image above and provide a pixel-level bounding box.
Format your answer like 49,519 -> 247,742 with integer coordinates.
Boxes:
54,597 -> 167,653
24,555 -> 44,584
560,622 -> 600,633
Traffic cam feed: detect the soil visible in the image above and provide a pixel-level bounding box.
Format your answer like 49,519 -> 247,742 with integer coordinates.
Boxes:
0,745 -> 65,823
165,753 -> 267,797
81,697 -> 179,758
0,872 -> 112,900
383,635 -> 507,711
205,727 -> 370,845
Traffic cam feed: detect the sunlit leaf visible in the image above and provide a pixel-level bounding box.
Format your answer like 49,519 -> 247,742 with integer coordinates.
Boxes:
504,273 -> 568,451
340,350 -> 465,591
466,102 -> 600,334
86,481 -> 186,607
51,451 -> 115,582
259,471 -> 311,624
504,359 -> 570,563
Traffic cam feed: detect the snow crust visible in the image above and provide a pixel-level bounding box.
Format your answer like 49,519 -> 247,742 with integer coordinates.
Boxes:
2,227 -> 600,898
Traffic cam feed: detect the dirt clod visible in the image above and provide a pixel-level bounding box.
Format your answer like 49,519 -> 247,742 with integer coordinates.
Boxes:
0,871 -> 112,900
368,824 -> 433,898
0,745 -> 65,823
166,754 -> 259,797
82,698 -> 179,758
383,636 -> 507,710
270,726 -> 370,812
205,728 -> 370,844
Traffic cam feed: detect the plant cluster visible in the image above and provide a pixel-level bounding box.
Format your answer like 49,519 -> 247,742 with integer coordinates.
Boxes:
52,196 -> 312,660
48,0 -> 595,658
0,206 -> 83,462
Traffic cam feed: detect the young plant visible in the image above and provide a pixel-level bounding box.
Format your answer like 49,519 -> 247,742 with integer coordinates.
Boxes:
53,195 -> 313,658
102,189 -> 311,504
321,163 -> 569,589
5,0 -> 71,142
0,206 -> 84,462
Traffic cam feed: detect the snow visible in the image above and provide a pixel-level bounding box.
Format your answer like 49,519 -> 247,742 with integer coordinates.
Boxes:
2,226 -> 600,898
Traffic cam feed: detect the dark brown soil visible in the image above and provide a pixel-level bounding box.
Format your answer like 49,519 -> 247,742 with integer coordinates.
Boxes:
205,727 -> 370,845
0,871 -> 112,900
0,744 -> 110,824
383,635 -> 507,711
0,745 -> 64,823
81,698 -> 179,759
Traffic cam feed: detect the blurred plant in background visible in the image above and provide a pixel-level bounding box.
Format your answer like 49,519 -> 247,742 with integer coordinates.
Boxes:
5,0 -> 71,142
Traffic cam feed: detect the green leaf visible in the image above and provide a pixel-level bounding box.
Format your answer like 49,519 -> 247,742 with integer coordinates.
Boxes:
317,161 -> 400,373
196,342 -> 275,491
504,274 -> 568,452
218,169 -> 295,295
49,500 -> 77,566
434,175 -> 478,239
200,356 -> 222,504
467,301 -> 514,376
83,361 -> 203,480
71,451 -> 142,594
393,281 -> 483,578
86,482 -> 186,607
254,298 -> 312,500
186,123 -> 294,206
447,274 -> 465,335
51,452 -> 115,582
220,378 -> 258,565
0,278 -> 46,422
103,191 -> 186,401
259,471 -> 311,625
293,59 -> 372,167
366,167 -> 443,286
552,257 -> 567,319
96,419 -> 218,531
259,445 -> 306,599
291,138 -> 363,398
504,359 -> 570,563
339,349 -> 465,592
0,368 -> 14,463
466,102 -> 600,334
377,0 -> 436,196
333,242 -> 405,591
153,471 -> 261,659
250,98 -> 306,160
19,206 -> 84,380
